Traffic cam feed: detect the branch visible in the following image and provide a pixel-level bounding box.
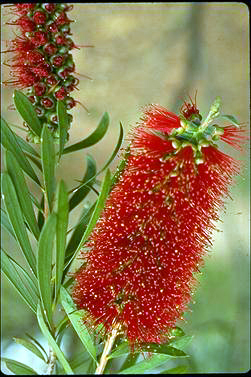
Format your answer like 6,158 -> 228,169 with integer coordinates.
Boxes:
95,323 -> 121,375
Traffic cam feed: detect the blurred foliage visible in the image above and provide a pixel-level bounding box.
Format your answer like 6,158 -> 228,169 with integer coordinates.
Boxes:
1,2 -> 249,374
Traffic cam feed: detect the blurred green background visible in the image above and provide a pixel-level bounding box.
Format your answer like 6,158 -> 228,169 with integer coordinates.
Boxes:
1,2 -> 250,374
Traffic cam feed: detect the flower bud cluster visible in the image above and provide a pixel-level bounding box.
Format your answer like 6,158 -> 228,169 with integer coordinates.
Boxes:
5,3 -> 78,142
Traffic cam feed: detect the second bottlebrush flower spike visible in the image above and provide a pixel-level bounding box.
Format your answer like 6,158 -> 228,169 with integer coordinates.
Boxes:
4,3 -> 78,142
73,96 -> 246,347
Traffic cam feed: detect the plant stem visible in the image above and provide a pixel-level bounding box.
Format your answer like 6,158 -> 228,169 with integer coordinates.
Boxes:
44,195 -> 57,375
95,323 -> 121,375
46,348 -> 57,375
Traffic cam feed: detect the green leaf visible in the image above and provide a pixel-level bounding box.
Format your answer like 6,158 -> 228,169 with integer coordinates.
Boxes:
168,326 -> 185,338
119,353 -> 187,374
65,203 -> 96,264
77,169 -> 111,245
109,342 -> 186,360
66,169 -> 111,267
30,192 -> 43,211
1,249 -> 39,313
168,335 -> 193,350
68,353 -> 92,370
55,180 -> 69,299
70,356 -> 92,374
57,100 -> 69,158
62,112 -> 109,154
1,173 -> 37,274
13,337 -> 47,362
37,302 -> 74,375
25,332 -> 48,362
144,345 -> 187,357
120,352 -> 140,372
108,342 -> 129,359
2,358 -> 37,375
57,353 -> 92,375
1,117 -> 40,185
5,150 -> 40,240
111,143 -> 130,188
37,213 -> 57,326
25,153 -> 43,171
160,365 -> 189,374
55,316 -> 70,341
13,89 -> 42,137
15,133 -> 40,157
98,121 -> 124,176
69,154 -> 97,211
60,286 -> 97,362
1,208 -> 16,240
221,114 -> 240,127
37,195 -> 45,230
70,121 -> 123,194
41,126 -> 56,212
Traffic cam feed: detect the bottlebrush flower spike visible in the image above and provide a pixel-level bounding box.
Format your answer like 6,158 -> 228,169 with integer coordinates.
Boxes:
73,96 -> 246,347
4,3 -> 79,142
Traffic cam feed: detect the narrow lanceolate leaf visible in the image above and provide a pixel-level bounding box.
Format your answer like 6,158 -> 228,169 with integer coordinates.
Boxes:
69,155 -> 97,211
120,353 -> 140,372
25,153 -> 43,171
63,205 -> 96,284
55,316 -> 69,341
13,337 -> 46,362
15,133 -> 40,158
160,365 -> 189,374
119,352 -> 187,374
78,169 -> 111,245
57,100 -> 69,158
1,250 -> 39,313
63,112 -> 109,154
57,353 -> 92,375
55,181 -> 69,299
37,213 -> 57,326
5,150 -> 40,240
109,341 -> 186,360
98,121 -> 124,176
60,287 -> 97,362
65,204 -> 96,265
1,173 -> 37,275
37,303 -> 74,375
111,144 -> 130,188
168,335 -> 193,350
67,169 -> 111,266
37,195 -> 45,231
1,208 -> 16,240
221,114 -> 240,127
41,126 -> 56,212
25,333 -> 48,362
1,117 -> 40,185
70,121 -> 123,194
108,342 -> 129,359
13,90 -> 42,137
30,192 -> 43,211
2,358 -> 37,375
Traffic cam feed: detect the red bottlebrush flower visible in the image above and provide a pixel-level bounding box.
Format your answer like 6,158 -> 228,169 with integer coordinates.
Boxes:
16,16 -> 36,32
4,3 -> 79,142
33,82 -> 47,96
15,3 -> 35,15
30,31 -> 47,47
33,10 -> 47,25
73,97 -> 246,347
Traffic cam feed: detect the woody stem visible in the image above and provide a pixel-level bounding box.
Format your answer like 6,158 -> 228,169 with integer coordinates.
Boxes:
95,323 -> 121,374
